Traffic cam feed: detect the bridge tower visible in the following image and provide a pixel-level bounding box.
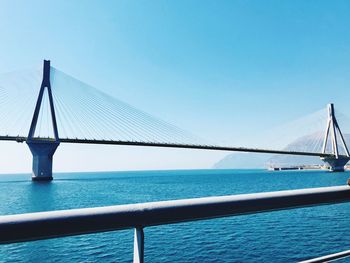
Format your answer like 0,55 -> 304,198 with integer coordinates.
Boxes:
321,103 -> 350,172
26,60 -> 60,181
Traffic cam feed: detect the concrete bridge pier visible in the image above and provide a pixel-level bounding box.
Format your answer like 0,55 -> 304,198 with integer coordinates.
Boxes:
26,60 -> 60,181
27,141 -> 59,181
321,156 -> 350,172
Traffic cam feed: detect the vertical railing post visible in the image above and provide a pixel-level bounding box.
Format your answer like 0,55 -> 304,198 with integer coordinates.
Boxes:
133,227 -> 144,263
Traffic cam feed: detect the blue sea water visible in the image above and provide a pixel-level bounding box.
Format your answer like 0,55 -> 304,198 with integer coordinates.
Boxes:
0,169 -> 350,262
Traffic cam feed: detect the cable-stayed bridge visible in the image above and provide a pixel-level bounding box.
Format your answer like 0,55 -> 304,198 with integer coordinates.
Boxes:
0,60 -> 349,181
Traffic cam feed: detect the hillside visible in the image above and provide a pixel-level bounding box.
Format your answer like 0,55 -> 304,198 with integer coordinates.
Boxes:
213,133 -> 350,169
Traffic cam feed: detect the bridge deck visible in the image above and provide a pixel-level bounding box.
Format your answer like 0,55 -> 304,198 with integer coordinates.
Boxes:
0,136 -> 337,158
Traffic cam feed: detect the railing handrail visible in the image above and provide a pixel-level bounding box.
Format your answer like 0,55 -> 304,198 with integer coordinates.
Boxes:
1,185 -> 350,246
300,249 -> 350,263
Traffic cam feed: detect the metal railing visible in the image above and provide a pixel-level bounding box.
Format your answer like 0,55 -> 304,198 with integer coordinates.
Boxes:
300,249 -> 350,263
1,185 -> 350,262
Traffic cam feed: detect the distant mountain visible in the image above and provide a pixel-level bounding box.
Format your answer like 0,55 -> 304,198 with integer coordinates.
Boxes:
213,133 -> 350,169
214,153 -> 271,169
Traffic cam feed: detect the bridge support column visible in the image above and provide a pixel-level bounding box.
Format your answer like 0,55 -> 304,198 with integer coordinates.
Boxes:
26,60 -> 60,181
27,142 -> 59,181
321,103 -> 350,172
321,156 -> 350,172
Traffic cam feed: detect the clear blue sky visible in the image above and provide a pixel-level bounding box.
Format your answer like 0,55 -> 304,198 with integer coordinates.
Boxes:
0,0 -> 350,173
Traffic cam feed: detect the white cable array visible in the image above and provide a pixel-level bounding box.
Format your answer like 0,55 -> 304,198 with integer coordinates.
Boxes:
0,64 -> 349,155
50,67 -> 205,145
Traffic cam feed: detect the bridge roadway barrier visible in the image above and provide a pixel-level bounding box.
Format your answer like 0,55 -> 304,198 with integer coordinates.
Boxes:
0,135 -> 338,158
1,185 -> 350,262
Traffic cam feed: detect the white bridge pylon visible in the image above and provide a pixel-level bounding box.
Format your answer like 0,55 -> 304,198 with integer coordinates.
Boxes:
321,103 -> 350,171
